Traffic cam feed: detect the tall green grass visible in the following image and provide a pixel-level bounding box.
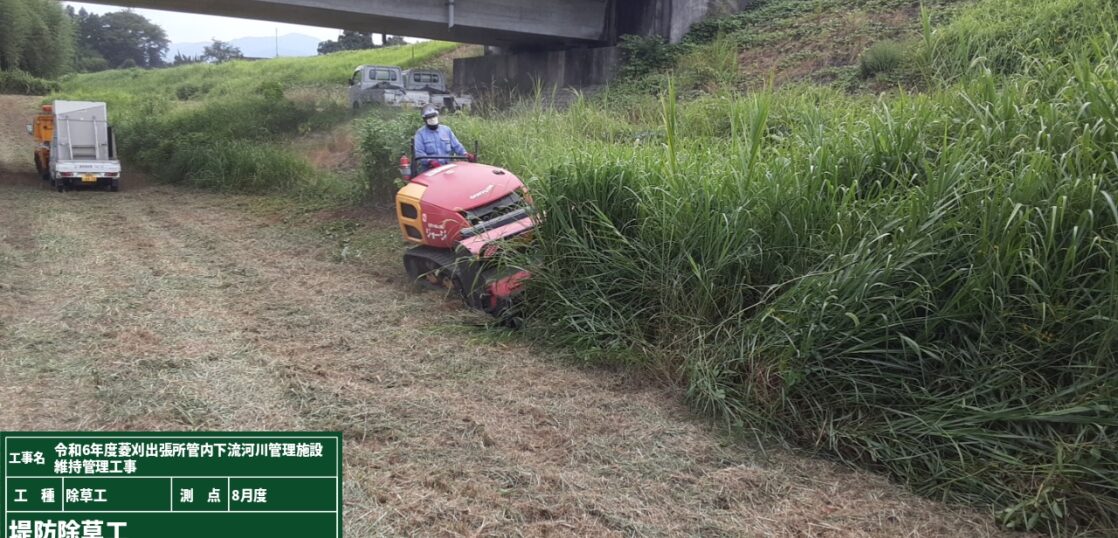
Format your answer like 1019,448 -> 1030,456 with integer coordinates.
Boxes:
508,45 -> 1118,534
355,110 -> 416,200
928,0 -> 1118,79
442,0 -> 1118,530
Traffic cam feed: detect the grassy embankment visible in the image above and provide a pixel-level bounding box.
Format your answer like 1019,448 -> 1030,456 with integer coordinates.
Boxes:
52,0 -> 1118,532
52,41 -> 458,196
439,0 -> 1117,534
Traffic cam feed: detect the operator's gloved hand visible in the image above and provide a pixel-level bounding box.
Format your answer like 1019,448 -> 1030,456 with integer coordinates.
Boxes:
427,159 -> 441,169
466,152 -> 477,163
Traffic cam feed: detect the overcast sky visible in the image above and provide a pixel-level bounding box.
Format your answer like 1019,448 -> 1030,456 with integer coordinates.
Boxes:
64,2 -> 344,43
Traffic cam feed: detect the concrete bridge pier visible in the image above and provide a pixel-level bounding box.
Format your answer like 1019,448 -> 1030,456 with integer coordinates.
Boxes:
454,47 -> 622,96
454,0 -> 748,94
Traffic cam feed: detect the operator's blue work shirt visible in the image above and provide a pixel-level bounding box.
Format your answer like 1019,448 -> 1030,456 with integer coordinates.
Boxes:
414,125 -> 466,168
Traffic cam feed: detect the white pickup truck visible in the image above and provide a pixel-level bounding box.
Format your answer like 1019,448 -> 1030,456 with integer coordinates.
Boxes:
348,65 -> 472,112
37,101 -> 122,192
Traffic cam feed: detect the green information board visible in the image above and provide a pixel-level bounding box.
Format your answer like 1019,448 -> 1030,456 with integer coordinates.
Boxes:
2,433 -> 342,538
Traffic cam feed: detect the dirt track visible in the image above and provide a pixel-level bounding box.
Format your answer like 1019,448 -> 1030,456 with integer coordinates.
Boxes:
0,95 -> 1013,536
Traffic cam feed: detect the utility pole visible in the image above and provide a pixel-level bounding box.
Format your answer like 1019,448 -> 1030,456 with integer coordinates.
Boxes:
275,28 -> 279,58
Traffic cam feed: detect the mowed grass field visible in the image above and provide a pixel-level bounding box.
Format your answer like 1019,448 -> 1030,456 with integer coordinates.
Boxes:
0,94 -> 1014,536
18,0 -> 1117,532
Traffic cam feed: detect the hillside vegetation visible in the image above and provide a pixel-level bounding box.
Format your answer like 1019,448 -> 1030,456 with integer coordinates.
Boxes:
53,41 -> 458,195
613,0 -> 967,94
446,0 -> 1118,534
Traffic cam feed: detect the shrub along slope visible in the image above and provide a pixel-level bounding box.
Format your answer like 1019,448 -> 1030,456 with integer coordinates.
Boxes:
0,69 -> 58,95
449,0 -> 1118,533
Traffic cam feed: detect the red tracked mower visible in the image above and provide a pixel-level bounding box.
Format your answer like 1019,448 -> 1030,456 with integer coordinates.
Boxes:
395,154 -> 534,317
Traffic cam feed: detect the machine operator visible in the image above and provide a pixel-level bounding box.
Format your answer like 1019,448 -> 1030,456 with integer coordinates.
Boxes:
414,104 -> 474,171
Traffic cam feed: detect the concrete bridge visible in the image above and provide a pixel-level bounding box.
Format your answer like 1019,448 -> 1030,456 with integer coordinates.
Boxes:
90,0 -> 746,87
101,0 -> 605,49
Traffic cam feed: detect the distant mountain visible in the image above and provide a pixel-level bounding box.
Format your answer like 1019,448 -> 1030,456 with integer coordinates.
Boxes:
167,33 -> 323,61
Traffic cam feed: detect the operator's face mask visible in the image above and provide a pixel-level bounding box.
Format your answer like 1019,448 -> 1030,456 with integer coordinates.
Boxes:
425,117 -> 439,129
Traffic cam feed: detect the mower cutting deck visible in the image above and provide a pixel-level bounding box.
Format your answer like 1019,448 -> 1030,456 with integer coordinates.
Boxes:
395,155 -> 534,317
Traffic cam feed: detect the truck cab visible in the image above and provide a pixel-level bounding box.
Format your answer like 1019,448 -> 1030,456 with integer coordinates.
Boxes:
30,105 -> 54,181
402,69 -> 448,93
348,65 -> 407,109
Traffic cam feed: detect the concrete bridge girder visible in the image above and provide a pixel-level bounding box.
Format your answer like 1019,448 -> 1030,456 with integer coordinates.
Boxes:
456,0 -> 748,92
87,0 -> 748,91
99,0 -> 612,48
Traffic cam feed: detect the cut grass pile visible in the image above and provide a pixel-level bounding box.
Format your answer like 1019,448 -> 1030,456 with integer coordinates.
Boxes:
444,0 -> 1118,533
52,42 -> 459,195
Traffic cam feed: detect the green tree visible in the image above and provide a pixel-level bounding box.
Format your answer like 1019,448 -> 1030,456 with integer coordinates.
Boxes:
0,0 -> 33,72
25,0 -> 74,77
202,40 -> 243,64
316,39 -> 341,55
67,7 -> 107,71
0,0 -> 74,78
172,51 -> 203,66
317,31 -> 374,55
76,10 -> 168,69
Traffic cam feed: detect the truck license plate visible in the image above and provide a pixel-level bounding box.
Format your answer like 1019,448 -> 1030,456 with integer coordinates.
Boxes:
82,174 -> 96,183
